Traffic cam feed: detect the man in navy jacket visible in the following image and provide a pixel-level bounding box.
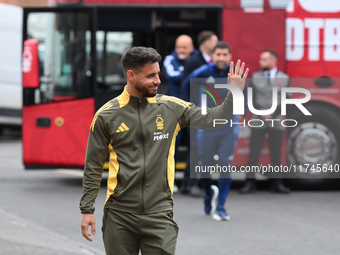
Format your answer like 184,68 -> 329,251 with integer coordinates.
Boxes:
163,34 -> 196,98
181,31 -> 218,95
184,41 -> 247,221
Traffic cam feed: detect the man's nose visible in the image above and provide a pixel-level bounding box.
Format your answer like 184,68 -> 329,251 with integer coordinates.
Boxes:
154,75 -> 161,84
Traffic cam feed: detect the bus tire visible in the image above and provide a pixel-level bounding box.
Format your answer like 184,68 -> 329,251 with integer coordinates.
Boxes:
285,104 -> 340,189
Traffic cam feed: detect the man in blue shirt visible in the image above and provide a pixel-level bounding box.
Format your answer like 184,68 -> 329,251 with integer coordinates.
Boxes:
184,41 -> 247,221
163,34 -> 195,98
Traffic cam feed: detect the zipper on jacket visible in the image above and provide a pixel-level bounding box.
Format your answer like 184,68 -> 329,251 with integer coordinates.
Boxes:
138,98 -> 146,214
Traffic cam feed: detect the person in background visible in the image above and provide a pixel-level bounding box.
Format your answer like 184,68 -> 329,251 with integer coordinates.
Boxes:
184,41 -> 247,221
180,30 -> 218,196
239,49 -> 290,194
163,34 -> 195,98
182,30 -> 219,90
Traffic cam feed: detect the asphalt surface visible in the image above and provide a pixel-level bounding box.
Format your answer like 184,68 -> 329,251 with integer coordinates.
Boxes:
1,129 -> 340,255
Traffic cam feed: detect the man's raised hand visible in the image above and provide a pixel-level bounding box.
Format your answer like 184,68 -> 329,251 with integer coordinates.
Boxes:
228,59 -> 249,91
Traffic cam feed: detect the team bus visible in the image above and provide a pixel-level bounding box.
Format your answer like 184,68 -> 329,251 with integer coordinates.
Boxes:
22,0 -> 340,188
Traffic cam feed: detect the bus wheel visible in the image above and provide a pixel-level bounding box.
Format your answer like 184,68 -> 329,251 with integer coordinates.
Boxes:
286,104 -> 340,189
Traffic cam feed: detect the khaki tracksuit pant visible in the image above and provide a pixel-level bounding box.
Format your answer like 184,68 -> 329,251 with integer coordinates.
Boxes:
102,208 -> 179,255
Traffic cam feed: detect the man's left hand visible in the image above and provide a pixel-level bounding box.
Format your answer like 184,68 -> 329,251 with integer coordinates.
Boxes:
228,59 -> 249,91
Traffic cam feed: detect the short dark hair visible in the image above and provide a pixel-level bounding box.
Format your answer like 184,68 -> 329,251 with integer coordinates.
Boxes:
212,41 -> 232,53
197,30 -> 216,47
121,47 -> 162,75
262,49 -> 278,59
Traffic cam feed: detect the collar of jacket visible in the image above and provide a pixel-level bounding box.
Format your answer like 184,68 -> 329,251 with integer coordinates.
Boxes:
211,62 -> 230,75
120,86 -> 157,107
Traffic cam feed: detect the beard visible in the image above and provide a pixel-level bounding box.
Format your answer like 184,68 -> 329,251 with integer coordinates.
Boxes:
135,81 -> 157,97
216,61 -> 228,71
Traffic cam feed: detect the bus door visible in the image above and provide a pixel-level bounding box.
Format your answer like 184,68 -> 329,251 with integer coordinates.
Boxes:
22,7 -> 96,168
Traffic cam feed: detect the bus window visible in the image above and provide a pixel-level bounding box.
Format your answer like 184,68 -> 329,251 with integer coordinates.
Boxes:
94,31 -> 133,109
96,31 -> 132,89
26,11 -> 93,105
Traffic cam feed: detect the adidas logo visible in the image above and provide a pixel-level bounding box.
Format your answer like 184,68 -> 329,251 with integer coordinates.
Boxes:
206,76 -> 215,83
116,122 -> 129,133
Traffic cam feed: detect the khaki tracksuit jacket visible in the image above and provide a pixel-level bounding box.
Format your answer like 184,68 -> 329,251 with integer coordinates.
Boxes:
79,86 -> 234,215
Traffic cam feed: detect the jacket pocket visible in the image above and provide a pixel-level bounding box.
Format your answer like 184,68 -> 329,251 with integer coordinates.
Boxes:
166,211 -> 179,234
102,208 -> 108,234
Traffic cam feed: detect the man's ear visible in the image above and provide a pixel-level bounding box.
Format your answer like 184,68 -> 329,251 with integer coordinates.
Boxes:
126,70 -> 134,81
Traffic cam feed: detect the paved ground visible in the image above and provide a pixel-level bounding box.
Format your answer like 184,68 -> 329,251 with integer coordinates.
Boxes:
1,130 -> 340,255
